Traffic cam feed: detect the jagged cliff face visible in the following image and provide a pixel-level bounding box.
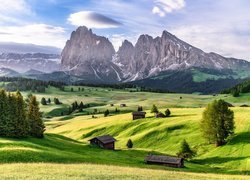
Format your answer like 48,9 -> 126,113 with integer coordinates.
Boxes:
114,31 -> 250,81
61,26 -> 250,82
61,26 -> 122,82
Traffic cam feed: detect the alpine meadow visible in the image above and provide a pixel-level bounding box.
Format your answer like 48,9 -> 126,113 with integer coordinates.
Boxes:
0,0 -> 249,179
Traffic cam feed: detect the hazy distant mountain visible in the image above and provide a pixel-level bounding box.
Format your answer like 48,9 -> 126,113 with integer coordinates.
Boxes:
0,42 -> 61,54
0,53 -> 60,73
0,67 -> 20,77
61,26 -> 250,84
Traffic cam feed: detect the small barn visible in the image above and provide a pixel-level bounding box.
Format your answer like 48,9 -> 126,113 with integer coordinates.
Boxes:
145,155 -> 184,168
132,111 -> 146,120
120,104 -> 127,107
155,112 -> 165,118
89,135 -> 116,150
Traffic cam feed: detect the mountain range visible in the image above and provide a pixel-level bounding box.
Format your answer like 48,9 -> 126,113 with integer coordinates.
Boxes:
1,26 -> 250,93
59,26 -> 250,93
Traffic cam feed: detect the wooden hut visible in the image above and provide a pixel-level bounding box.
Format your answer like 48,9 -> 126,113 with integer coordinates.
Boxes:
155,112 -> 166,118
132,112 -> 146,120
89,135 -> 116,150
120,104 -> 127,107
145,155 -> 184,168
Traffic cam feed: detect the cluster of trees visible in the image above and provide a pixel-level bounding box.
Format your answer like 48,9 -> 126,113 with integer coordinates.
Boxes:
72,82 -> 171,93
41,97 -> 62,105
70,87 -> 85,92
0,89 -> 45,138
151,105 -> 171,117
221,79 -> 250,97
68,101 -> 89,114
0,77 -> 65,93
201,99 -> 235,146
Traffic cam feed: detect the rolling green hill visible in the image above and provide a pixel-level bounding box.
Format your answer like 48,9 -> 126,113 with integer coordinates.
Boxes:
0,86 -> 249,179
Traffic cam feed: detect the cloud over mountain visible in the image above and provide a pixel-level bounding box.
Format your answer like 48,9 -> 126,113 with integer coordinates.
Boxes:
68,11 -> 122,29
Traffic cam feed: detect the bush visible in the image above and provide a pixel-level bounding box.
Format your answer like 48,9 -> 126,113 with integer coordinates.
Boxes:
165,109 -> 171,117
126,139 -> 133,148
41,97 -> 47,105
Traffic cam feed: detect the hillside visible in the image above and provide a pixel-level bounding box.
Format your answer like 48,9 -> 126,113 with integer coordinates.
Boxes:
0,86 -> 249,178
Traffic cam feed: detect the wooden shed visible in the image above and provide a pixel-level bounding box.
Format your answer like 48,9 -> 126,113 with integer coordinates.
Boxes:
132,111 -> 146,120
155,112 -> 166,118
89,135 -> 116,150
145,155 -> 184,168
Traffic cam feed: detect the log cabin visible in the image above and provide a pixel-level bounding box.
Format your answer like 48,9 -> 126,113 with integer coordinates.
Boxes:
132,111 -> 146,120
145,155 -> 184,168
89,135 -> 116,150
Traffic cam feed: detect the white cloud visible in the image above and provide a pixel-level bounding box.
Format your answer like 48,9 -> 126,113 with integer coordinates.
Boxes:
0,24 -> 67,48
68,11 -> 122,29
0,0 -> 32,24
152,0 -> 185,17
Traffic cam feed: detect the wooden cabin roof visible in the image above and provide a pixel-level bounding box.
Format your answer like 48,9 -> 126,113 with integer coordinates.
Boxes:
145,155 -> 183,165
132,111 -> 146,115
89,135 -> 116,144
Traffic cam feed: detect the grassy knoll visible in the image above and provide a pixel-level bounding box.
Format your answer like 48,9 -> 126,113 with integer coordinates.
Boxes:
0,163 -> 248,180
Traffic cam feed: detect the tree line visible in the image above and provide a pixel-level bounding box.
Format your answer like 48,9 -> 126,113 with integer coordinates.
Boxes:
221,79 -> 250,97
0,89 -> 45,138
0,77 -> 65,92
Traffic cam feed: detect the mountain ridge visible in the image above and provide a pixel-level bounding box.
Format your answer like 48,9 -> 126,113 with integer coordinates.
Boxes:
61,26 -> 250,83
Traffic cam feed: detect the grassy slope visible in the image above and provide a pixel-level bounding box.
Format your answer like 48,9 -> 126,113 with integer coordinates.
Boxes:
46,107 -> 250,174
0,163 -> 248,180
0,86 -> 249,178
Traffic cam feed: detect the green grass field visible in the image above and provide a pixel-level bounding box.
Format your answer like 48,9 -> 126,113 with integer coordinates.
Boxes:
0,86 -> 249,179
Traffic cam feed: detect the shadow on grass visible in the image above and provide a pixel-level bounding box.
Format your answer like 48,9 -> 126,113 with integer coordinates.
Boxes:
191,156 -> 249,165
228,132 -> 250,145
170,114 -> 197,117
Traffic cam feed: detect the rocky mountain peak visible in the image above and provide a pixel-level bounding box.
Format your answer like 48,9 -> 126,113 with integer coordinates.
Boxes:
61,26 -> 121,82
61,27 -> 250,83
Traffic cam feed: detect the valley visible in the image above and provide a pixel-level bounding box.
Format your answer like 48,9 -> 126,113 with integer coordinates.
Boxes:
0,85 -> 249,179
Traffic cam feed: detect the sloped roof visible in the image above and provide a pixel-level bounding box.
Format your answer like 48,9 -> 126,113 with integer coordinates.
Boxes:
89,135 -> 116,144
145,155 -> 183,165
132,111 -> 146,115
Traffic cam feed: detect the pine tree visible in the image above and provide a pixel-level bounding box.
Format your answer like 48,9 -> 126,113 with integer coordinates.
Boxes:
104,109 -> 109,117
177,139 -> 196,159
126,139 -> 133,148
28,95 -> 45,138
151,104 -> 159,113
6,93 -> 17,137
0,89 -> 8,136
79,101 -> 84,109
137,106 -> 143,111
201,99 -> 235,146
13,91 -> 29,138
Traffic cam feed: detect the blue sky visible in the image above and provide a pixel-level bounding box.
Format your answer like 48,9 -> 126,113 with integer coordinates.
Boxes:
0,0 -> 250,60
